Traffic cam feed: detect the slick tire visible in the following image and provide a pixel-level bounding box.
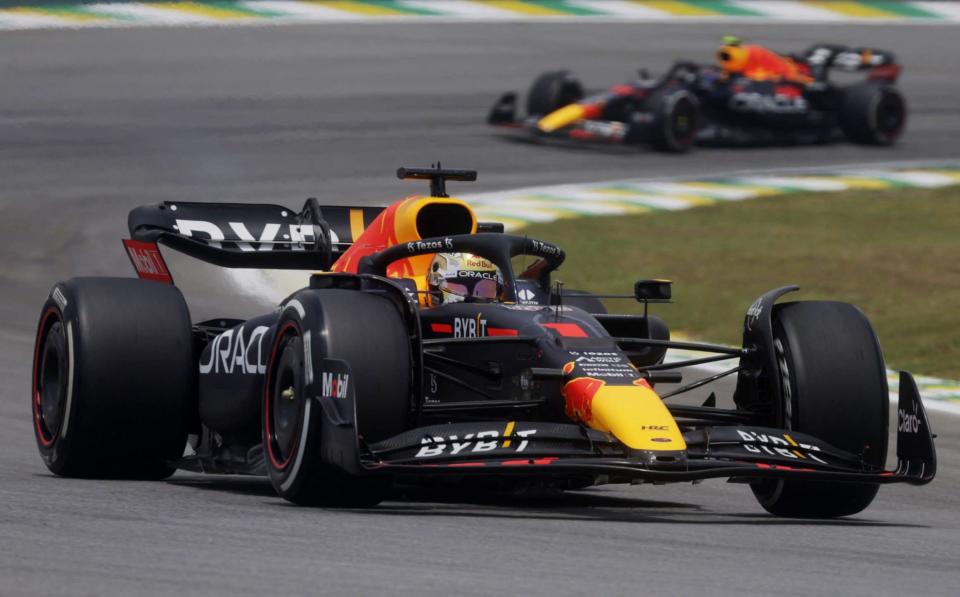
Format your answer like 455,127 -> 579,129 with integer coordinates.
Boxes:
839,82 -> 906,145
648,89 -> 699,152
526,70 -> 584,117
752,301 -> 889,518
263,289 -> 411,507
32,277 -> 194,479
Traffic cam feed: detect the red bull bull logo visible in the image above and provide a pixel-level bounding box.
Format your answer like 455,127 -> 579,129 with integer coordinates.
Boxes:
560,375 -> 686,451
562,376 -> 606,424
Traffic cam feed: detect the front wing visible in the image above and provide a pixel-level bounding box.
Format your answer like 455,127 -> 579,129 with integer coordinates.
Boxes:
488,92 -> 646,146
322,371 -> 935,487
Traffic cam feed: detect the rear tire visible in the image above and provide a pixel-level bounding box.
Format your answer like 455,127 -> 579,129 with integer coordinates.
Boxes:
263,289 -> 411,507
840,82 -> 906,145
648,88 -> 699,152
526,70 -> 584,117
32,278 -> 194,479
751,301 -> 888,518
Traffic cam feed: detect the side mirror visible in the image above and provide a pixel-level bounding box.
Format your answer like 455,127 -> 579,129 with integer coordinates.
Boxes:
635,279 -> 672,301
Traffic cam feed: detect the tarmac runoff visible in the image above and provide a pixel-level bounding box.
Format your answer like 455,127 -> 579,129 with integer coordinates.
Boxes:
461,162 -> 960,414
4,0 -> 960,30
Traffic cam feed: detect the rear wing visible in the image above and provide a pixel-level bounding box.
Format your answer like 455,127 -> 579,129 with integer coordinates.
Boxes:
127,199 -> 385,271
801,44 -> 900,80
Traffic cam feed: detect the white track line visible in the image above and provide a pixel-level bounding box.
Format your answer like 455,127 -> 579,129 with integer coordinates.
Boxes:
0,11 -> 76,29
841,170 -> 958,188
914,1 -> 960,20
401,0 -> 519,18
566,0 -> 671,18
237,1 -> 364,20
730,0 -> 846,21
86,3 -> 217,24
735,176 -> 848,191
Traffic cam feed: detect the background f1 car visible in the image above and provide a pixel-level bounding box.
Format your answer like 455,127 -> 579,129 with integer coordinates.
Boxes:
32,166 -> 934,517
489,43 -> 907,152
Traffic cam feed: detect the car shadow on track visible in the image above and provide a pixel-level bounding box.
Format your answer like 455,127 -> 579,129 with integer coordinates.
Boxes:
167,474 -> 279,498
166,475 -> 923,527
495,132 -> 836,156
496,134 -> 648,156
369,488 -> 920,527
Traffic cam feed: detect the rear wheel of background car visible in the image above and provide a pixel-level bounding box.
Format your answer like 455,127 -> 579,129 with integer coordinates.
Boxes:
263,289 -> 411,507
526,70 -> 584,117
751,301 -> 889,518
32,277 -> 194,479
840,82 -> 906,145
648,88 -> 699,152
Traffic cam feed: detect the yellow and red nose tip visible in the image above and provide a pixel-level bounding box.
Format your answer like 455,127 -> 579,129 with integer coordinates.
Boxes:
536,103 -> 601,133
562,377 -> 686,451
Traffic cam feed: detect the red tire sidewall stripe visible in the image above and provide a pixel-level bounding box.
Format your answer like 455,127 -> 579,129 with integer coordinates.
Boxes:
33,306 -> 62,449
264,320 -> 301,471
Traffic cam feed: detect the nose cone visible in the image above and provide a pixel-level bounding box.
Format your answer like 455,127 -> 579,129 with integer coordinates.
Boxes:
537,103 -> 587,133
563,378 -> 686,451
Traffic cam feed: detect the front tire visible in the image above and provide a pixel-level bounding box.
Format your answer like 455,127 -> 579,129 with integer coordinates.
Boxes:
263,289 -> 411,507
647,88 -> 699,152
752,301 -> 889,518
526,70 -> 584,117
32,278 -> 194,479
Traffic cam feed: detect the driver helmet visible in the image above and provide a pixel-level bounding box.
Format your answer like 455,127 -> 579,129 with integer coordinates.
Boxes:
717,35 -> 748,73
427,253 -> 503,306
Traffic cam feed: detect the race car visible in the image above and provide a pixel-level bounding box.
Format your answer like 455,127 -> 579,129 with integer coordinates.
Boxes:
32,166 -> 935,517
488,41 -> 907,152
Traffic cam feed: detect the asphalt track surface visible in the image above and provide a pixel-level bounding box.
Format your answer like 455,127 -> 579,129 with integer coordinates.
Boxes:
1,21 -> 958,596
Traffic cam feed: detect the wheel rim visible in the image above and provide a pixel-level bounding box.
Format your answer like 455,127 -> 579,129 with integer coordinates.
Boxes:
34,309 -> 67,447
663,93 -> 697,150
671,98 -> 697,144
264,322 -> 302,470
874,90 -> 905,141
272,354 -> 299,465
752,327 -> 794,504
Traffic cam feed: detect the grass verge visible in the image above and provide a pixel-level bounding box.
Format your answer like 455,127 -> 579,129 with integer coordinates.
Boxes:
521,185 -> 960,379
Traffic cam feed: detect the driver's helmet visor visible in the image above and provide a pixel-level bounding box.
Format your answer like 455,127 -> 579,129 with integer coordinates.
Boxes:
439,276 -> 502,300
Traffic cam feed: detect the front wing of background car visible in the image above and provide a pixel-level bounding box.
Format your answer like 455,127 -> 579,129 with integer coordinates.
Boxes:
488,92 -> 648,146
322,371 -> 935,487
